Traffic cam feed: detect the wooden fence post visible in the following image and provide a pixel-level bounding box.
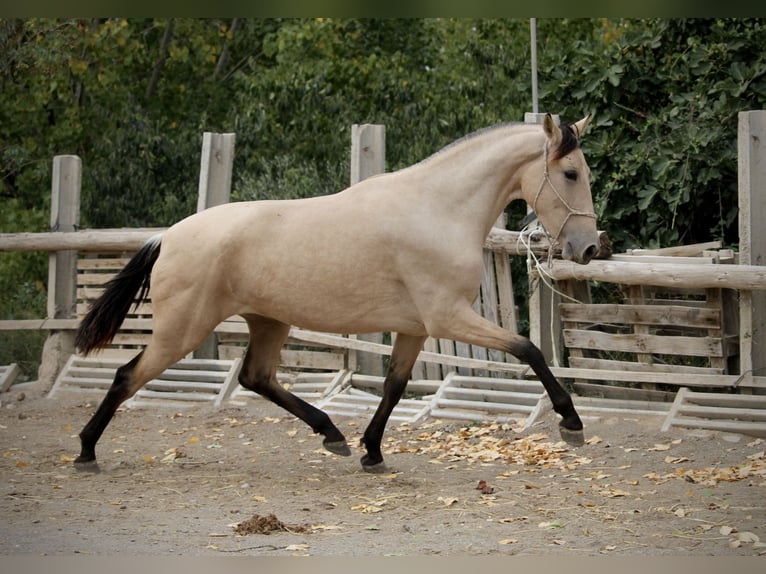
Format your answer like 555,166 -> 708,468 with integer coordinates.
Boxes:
349,124 -> 386,376
195,133 -> 236,359
196,132 -> 236,212
738,111 -> 766,384
38,155 -> 81,388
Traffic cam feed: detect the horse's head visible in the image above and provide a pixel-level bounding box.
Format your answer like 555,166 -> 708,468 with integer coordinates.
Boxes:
522,114 -> 599,265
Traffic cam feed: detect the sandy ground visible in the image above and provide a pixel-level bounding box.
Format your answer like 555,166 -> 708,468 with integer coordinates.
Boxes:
1,383 -> 765,557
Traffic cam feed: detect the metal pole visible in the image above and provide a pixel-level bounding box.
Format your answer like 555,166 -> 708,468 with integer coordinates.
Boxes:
530,18 -> 539,114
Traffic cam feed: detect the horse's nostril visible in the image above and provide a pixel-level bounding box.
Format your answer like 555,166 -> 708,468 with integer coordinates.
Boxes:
582,244 -> 598,263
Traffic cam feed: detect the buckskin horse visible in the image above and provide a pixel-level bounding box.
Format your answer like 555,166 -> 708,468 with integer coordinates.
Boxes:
74,114 -> 599,472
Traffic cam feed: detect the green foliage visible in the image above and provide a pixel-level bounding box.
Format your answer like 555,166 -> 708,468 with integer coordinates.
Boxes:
540,18 -> 766,251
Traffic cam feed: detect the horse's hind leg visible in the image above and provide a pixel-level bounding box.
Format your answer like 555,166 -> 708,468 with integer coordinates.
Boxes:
76,314 -> 218,466
75,342 -> 185,465
75,351 -> 145,465
361,333 -> 427,472
238,315 -> 350,457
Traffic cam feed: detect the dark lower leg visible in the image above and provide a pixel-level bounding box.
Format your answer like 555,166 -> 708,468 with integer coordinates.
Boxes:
360,334 -> 426,470
512,339 -> 583,437
76,354 -> 141,464
361,373 -> 408,468
243,373 -> 350,456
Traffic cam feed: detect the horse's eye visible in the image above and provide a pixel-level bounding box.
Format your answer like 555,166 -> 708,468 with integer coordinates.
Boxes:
564,170 -> 578,182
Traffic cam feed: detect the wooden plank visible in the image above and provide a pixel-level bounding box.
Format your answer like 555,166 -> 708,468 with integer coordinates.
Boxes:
624,241 -> 721,257
563,329 -> 723,357
0,363 -> 21,391
738,111 -> 766,379
493,252 -> 517,335
573,396 -> 671,415
543,259 -> 766,291
569,356 -> 722,375
551,366 -> 766,390
609,254 -> 718,265
676,404 -> 766,421
442,387 -> 542,404
0,229 -> 165,253
144,380 -> 223,392
573,382 -> 675,402
666,417 -> 766,436
435,397 -> 536,414
560,303 -> 721,329
77,257 -> 131,270
661,388 -> 688,432
280,349 -> 345,371
680,391 -> 766,409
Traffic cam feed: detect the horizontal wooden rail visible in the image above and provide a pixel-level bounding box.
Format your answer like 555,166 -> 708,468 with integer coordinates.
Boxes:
0,228 -> 165,253
540,259 -> 766,291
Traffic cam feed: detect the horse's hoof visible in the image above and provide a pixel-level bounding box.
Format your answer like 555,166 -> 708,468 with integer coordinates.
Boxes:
558,426 -> 585,447
360,455 -> 388,474
73,458 -> 101,473
323,439 -> 352,457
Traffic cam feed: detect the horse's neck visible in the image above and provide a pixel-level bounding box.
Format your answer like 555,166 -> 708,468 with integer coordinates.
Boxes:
412,128 -> 543,237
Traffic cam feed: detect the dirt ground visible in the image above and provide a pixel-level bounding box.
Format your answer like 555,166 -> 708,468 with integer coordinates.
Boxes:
1,383 -> 764,557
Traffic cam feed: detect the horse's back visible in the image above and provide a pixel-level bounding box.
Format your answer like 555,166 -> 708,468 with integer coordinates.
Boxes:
151,193 -> 427,334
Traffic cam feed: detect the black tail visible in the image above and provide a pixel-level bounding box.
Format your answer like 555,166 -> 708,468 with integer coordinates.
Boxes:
75,236 -> 162,355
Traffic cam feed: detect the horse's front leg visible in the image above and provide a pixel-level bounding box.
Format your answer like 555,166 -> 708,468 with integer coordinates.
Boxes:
361,333 -> 427,472
432,306 -> 584,446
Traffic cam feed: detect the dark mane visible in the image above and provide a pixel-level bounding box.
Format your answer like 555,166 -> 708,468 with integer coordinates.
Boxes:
553,121 -> 580,160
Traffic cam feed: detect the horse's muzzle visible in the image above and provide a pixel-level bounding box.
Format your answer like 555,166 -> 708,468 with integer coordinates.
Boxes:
564,239 -> 599,265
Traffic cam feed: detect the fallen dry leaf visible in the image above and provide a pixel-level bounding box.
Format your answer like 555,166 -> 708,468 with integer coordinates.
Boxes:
498,538 -> 518,545
437,496 -> 459,507
664,456 -> 690,464
351,503 -> 383,514
736,531 -> 760,544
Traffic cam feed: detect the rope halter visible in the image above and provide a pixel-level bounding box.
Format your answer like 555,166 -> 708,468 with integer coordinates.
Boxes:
532,142 -> 597,248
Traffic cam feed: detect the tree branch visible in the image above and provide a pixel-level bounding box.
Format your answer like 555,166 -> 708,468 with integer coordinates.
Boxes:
213,18 -> 239,81
146,19 -> 174,100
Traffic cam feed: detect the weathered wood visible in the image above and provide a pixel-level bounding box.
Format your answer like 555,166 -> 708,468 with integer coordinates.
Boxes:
568,356 -> 722,375
543,259 -> 766,291
196,133 -> 235,360
0,363 -> 20,391
624,241 -> 722,257
47,155 -> 81,321
483,228 -> 612,258
349,124 -> 386,376
196,132 -> 235,212
738,110 -> 766,380
551,365 -> 766,390
572,381 -> 675,402
560,303 -> 721,329
563,329 -> 723,358
0,229 -> 164,253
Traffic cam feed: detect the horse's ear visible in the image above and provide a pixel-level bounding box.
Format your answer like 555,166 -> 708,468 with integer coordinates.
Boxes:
572,115 -> 592,139
542,113 -> 562,145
